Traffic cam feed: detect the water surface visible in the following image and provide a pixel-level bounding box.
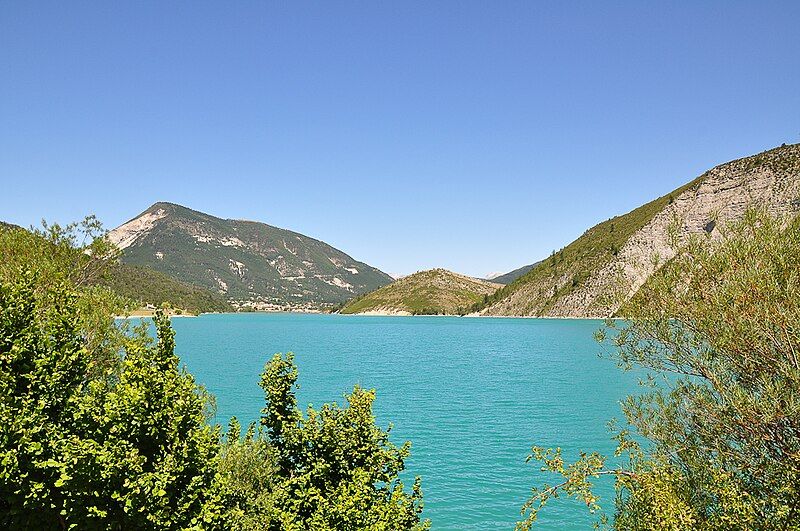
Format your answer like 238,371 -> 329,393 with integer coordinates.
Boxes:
166,313 -> 641,529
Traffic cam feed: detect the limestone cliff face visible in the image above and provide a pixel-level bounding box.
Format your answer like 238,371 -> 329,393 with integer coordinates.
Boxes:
481,144 -> 800,317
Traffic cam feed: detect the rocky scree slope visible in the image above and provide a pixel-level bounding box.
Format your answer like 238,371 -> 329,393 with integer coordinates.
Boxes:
108,203 -> 393,309
475,143 -> 800,317
340,268 -> 502,315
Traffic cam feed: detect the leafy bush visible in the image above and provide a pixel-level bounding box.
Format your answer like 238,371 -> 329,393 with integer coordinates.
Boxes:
520,209 -> 800,529
219,353 -> 429,530
0,219 -> 427,530
0,274 -> 224,529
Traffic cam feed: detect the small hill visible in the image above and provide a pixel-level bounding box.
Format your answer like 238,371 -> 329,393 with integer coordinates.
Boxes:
474,143 -> 800,317
340,268 -> 502,315
108,202 -> 393,310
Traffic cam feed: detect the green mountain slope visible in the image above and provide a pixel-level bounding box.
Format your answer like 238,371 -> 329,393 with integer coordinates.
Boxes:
99,264 -> 233,314
108,202 -> 393,309
340,268 -> 502,315
475,143 -> 800,317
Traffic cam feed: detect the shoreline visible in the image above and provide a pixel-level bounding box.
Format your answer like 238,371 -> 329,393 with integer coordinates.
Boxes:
338,310 -> 616,319
115,309 -> 619,320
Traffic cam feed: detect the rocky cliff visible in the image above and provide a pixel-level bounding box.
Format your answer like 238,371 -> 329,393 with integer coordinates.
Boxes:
479,143 -> 800,317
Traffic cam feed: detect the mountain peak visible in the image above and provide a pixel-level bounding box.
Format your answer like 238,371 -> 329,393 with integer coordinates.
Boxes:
108,203 -> 392,309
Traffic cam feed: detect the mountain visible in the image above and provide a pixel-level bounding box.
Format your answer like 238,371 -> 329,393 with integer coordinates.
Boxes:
475,143 -> 800,317
340,268 -> 502,315
108,202 -> 393,310
489,261 -> 541,285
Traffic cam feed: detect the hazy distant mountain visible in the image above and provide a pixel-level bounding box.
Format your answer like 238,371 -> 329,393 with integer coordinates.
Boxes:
475,143 -> 800,317
340,268 -> 502,315
108,202 -> 393,309
488,262 -> 541,285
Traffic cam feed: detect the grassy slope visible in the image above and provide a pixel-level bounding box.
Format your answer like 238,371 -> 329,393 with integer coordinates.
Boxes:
340,269 -> 501,315
473,174 -> 707,315
477,143 -> 800,316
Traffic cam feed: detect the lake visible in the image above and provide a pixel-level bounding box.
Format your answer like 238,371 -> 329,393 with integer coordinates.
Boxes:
165,313 -> 642,530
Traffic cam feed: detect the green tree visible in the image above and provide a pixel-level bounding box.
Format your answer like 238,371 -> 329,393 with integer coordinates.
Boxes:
0,217 -> 428,530
0,273 -> 225,530
0,218 -> 131,372
519,209 -> 800,529
219,353 -> 429,530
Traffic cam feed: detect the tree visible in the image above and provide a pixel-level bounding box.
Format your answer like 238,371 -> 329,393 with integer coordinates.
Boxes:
0,218 -> 131,372
0,273 -> 226,530
219,353 -> 429,530
0,217 -> 428,530
519,209 -> 800,529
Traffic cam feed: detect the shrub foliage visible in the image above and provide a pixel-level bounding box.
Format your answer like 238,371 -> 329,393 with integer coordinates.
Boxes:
0,219 -> 426,530
520,209 -> 800,529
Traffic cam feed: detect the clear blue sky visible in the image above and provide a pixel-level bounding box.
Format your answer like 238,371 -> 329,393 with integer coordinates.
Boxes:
2,2 -> 798,277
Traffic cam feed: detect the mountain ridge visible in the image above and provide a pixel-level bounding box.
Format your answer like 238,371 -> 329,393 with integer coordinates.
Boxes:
108,202 -> 393,309
474,143 -> 800,317
489,261 -> 541,285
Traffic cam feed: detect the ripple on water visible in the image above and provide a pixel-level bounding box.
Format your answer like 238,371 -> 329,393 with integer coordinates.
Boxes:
166,314 -> 640,530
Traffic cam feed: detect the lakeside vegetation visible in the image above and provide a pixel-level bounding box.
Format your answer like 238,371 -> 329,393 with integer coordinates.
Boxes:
0,220 -> 232,315
520,209 -> 800,529
99,263 -> 233,314
0,220 -> 427,529
2,206 -> 799,528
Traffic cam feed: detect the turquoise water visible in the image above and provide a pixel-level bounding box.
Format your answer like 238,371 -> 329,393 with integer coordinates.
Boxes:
166,313 -> 641,529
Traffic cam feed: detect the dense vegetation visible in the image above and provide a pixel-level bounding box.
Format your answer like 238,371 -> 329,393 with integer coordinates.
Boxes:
0,220 -> 231,315
100,263 -> 233,314
0,219 -> 427,529
340,268 -> 500,315
220,353 -> 426,529
520,209 -> 800,529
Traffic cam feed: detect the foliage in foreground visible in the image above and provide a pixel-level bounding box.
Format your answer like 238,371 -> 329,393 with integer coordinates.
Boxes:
0,218 -> 426,529
0,217 -> 131,370
520,209 -> 800,529
0,219 -> 231,315
219,353 -> 428,530
0,274 -> 223,529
